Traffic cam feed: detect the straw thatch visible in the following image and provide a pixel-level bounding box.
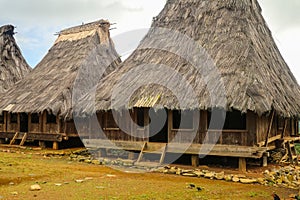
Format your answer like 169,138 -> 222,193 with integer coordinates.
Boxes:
79,0 -> 300,118
0,20 -> 121,118
0,25 -> 31,93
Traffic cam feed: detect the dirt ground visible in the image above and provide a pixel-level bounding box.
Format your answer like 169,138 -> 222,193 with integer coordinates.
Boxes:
0,146 -> 297,200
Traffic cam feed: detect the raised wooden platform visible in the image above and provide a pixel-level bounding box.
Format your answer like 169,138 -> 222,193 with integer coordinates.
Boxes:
0,132 -> 63,142
83,139 -> 267,159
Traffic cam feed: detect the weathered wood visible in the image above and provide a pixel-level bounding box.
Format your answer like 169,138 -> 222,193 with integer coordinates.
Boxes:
246,111 -> 256,146
52,141 -> 59,150
239,157 -> 247,172
168,110 -> 172,142
281,119 -> 287,139
39,113 -> 43,132
159,144 -> 167,165
42,111 -> 47,133
137,142 -> 147,163
28,114 -> 32,133
258,134 -> 281,147
9,132 -> 19,145
17,113 -> 20,132
191,155 -> 199,167
19,132 -> 28,146
286,141 -> 294,165
39,141 -> 46,148
83,139 -> 267,159
264,111 -> 275,147
4,112 -> 7,132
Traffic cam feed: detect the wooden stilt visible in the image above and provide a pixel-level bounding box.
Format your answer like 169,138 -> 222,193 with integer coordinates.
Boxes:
52,141 -> 59,150
239,157 -> 247,172
39,141 -> 46,149
191,155 -> 199,167
262,156 -> 268,167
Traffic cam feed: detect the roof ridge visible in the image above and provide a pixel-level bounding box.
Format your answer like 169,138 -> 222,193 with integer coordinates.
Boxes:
59,19 -> 110,35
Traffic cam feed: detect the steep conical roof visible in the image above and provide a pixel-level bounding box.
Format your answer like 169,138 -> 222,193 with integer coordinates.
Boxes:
0,25 -> 31,93
80,0 -> 300,117
0,20 -> 121,118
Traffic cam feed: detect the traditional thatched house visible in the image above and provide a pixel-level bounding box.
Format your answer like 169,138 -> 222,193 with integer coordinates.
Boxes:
0,20 -> 121,149
0,25 -> 31,93
78,0 -> 300,171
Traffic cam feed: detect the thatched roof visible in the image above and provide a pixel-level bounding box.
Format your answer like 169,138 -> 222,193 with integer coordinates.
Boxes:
0,20 -> 121,118
79,0 -> 300,118
0,25 -> 31,93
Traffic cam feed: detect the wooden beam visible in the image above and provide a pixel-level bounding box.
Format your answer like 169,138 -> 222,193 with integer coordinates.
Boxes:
239,157 -> 247,172
264,110 -> 275,147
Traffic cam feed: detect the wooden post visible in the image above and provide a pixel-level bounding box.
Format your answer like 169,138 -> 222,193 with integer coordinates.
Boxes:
144,108 -> 150,141
7,113 -> 10,132
39,141 -> 46,149
264,111 -> 275,147
246,111 -> 256,146
52,141 -> 59,150
28,113 -> 32,133
4,111 -> 7,132
57,115 -> 61,133
281,119 -> 287,139
39,113 -> 43,132
200,110 -> 208,143
17,113 -> 20,132
167,110 -> 172,142
239,157 -> 247,172
191,155 -> 199,167
42,111 -> 47,133
262,153 -> 268,167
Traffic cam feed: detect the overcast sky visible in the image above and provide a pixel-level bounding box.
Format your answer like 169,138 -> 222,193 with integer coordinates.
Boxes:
0,0 -> 300,82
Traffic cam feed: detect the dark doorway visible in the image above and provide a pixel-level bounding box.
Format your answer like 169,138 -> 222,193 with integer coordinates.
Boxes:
20,113 -> 28,132
149,109 -> 168,143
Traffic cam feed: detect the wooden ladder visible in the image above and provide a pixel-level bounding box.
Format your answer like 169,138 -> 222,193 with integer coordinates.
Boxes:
136,142 -> 168,166
9,132 -> 28,146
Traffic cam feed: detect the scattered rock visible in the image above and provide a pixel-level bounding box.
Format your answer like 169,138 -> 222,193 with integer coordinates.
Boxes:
9,182 -> 14,186
85,177 -> 93,180
55,183 -> 62,186
204,172 -> 215,179
182,173 -> 197,177
75,180 -> 84,183
232,176 -> 240,182
224,175 -> 232,181
215,172 -> 225,180
30,184 -> 41,191
240,178 -> 258,184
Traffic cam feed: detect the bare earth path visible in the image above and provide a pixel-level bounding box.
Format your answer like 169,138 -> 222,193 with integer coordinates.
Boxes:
0,147 -> 297,200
